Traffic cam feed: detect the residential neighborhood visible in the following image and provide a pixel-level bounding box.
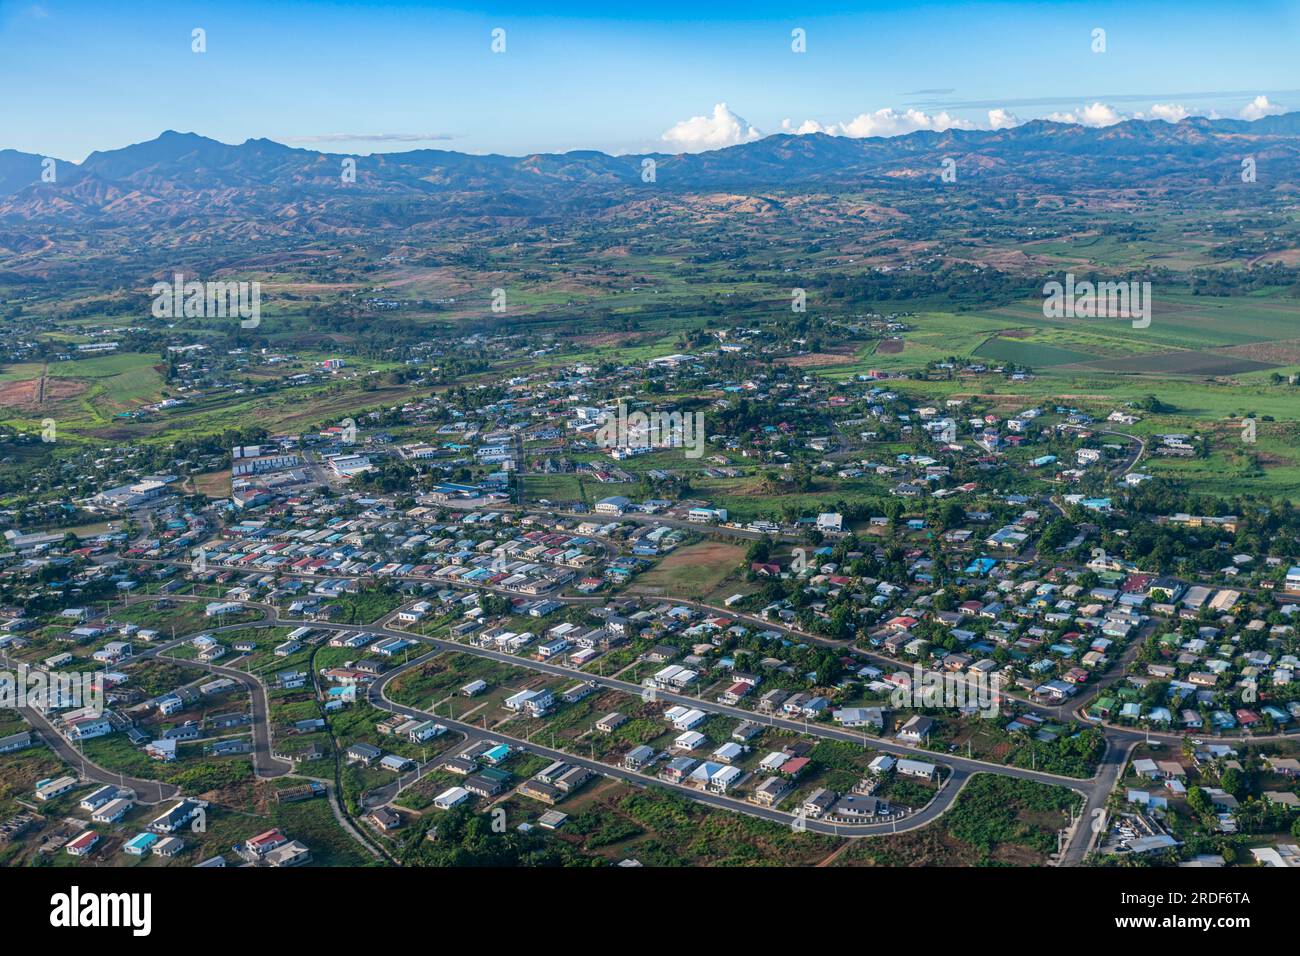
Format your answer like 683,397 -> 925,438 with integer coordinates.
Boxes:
0,5 -> 1297,922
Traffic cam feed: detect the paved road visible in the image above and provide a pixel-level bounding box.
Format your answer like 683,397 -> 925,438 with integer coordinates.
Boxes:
124,588 -> 1107,847
16,701 -> 183,804
368,648 -> 975,837
0,649 -> 184,804
1043,427 -> 1144,519
316,612 -> 1094,791
110,603 -> 293,779
2,607 -> 291,811
1061,737 -> 1135,866
153,652 -> 293,779
1100,428 -> 1147,478
118,519 -> 1300,864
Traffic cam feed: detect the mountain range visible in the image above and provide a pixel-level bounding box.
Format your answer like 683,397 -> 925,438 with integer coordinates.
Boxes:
3,113 -> 1299,241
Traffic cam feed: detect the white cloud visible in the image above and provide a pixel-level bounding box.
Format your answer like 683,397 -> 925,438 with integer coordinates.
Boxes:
781,107 -> 976,139
779,118 -> 832,135
1240,94 -> 1284,121
1145,103 -> 1190,123
664,95 -> 1264,152
661,103 -> 763,152
987,108 -> 1021,130
841,108 -> 972,137
1047,102 -> 1125,127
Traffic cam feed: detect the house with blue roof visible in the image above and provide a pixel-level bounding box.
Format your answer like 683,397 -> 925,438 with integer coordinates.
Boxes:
123,832 -> 159,856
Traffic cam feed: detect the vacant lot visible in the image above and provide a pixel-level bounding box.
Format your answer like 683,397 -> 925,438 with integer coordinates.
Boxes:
522,779 -> 841,866
0,373 -> 86,410
632,540 -> 746,599
834,773 -> 1082,867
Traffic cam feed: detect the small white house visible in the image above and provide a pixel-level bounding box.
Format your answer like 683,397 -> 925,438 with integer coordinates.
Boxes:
434,786 -> 470,810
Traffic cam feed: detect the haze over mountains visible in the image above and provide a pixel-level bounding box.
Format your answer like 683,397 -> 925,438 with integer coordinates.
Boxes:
2,113 -> 1299,245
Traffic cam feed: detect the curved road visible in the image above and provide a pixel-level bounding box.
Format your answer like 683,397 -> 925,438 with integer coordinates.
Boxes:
368,647 -> 980,838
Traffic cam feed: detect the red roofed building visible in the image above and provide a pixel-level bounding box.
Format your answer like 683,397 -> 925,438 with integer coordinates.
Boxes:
1122,573 -> 1156,594
719,682 -> 752,705
780,756 -> 811,778
65,831 -> 99,856
245,828 -> 289,856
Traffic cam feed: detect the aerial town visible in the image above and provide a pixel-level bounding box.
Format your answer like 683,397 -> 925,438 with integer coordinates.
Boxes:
1,6 -> 1298,919
2,336 -> 1299,872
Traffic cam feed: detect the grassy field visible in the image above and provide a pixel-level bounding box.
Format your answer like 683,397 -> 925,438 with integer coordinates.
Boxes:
834,773 -> 1083,866
630,539 -> 748,599
817,293 -> 1300,386
513,778 -> 842,866
321,588 -> 405,625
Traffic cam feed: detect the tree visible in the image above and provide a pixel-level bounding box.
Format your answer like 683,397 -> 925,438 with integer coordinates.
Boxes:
1219,767 -> 1245,800
937,501 -> 966,530
1038,518 -> 1075,553
1186,785 -> 1213,818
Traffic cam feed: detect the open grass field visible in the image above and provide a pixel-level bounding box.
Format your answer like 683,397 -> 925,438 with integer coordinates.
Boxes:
0,352 -> 165,436
817,293 -> 1300,384
190,469 -> 232,496
515,778 -> 842,866
974,336 -> 1102,367
834,773 -> 1082,867
0,344 -> 417,451
630,539 -> 748,599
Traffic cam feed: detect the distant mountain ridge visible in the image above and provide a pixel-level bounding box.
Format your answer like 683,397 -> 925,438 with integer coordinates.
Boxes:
3,113 -> 1299,234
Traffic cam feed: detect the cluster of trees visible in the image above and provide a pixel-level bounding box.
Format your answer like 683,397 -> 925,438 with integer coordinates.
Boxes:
0,555 -> 118,615
352,459 -> 418,494
1188,784 -> 1300,839
1189,262 -> 1300,297
944,774 -> 1081,858
398,806 -> 594,867
1111,483 -> 1300,568
1004,727 -> 1107,778
814,262 -> 1044,309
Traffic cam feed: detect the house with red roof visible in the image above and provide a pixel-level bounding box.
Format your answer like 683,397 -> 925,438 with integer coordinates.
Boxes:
779,756 -> 811,779
65,831 -> 99,857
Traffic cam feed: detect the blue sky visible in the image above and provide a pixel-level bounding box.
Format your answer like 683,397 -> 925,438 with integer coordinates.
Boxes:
2,0 -> 1298,160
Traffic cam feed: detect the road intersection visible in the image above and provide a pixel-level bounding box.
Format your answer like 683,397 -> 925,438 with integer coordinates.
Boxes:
89,543 -> 1300,862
